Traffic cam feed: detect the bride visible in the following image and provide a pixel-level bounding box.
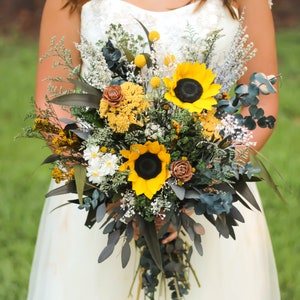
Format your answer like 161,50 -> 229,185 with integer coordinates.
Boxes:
27,0 -> 280,299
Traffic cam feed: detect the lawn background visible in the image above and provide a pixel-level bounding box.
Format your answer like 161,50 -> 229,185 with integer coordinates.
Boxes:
0,28 -> 299,299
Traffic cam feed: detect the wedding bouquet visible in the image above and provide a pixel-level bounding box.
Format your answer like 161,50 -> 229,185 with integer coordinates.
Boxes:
24,20 -> 282,299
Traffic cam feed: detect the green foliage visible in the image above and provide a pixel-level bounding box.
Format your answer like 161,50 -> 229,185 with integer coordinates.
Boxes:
0,27 -> 299,300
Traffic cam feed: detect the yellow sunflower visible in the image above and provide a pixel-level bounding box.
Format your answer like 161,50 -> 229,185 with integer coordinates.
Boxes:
163,62 -> 221,113
119,141 -> 170,199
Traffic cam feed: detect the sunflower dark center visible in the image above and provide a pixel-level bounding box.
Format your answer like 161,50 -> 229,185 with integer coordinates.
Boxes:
174,78 -> 203,103
135,153 -> 162,180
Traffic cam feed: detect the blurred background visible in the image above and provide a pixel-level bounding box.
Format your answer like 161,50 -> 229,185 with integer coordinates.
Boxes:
0,0 -> 299,299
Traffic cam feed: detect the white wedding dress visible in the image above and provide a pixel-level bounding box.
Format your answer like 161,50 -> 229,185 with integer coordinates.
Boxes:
27,0 -> 280,299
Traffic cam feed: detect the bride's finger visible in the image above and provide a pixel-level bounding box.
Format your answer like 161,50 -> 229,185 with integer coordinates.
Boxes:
161,230 -> 178,244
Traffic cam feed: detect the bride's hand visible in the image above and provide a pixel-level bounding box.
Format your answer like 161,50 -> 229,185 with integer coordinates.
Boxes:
132,218 -> 178,243
132,208 -> 193,244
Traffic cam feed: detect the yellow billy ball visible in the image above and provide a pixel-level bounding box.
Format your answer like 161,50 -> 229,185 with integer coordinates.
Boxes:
134,54 -> 147,68
148,31 -> 160,42
150,76 -> 161,89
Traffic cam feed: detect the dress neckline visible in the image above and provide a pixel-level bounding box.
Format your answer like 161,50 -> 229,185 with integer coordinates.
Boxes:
118,0 -> 200,14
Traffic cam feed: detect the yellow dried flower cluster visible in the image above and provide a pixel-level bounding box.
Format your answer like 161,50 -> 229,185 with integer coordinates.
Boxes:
198,108 -> 222,140
51,166 -> 74,184
51,129 -> 80,155
33,118 -> 59,134
100,82 -> 150,133
172,120 -> 181,135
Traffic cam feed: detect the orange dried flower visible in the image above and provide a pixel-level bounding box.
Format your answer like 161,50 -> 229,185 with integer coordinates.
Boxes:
171,159 -> 193,183
102,85 -> 124,107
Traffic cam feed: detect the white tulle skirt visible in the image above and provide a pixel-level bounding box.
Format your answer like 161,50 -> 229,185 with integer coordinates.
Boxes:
27,180 -> 280,300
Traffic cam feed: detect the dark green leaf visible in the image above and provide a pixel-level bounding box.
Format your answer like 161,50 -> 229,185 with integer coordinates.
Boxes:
137,215 -> 163,271
215,215 -> 230,238
135,19 -> 154,52
164,262 -> 184,273
233,181 -> 261,211
184,189 -> 201,199
46,181 -> 77,197
204,213 -> 216,226
229,205 -> 245,223
42,154 -> 60,164
50,93 -> 100,109
70,129 -> 90,141
68,78 -> 101,96
251,154 -> 286,202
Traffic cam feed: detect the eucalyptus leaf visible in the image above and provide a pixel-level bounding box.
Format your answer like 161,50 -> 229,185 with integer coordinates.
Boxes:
194,234 -> 203,256
181,213 -> 195,241
125,222 -> 134,243
235,84 -> 249,95
96,203 -> 107,223
249,105 -> 265,119
121,241 -> 131,268
98,243 -> 115,263
168,179 -> 185,200
108,230 -> 120,246
193,223 -> 205,235
243,116 -> 256,130
103,220 -> 116,234
251,72 -> 277,94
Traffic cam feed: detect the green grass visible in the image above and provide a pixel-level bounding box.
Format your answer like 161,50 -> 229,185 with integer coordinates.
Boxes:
258,28 -> 300,300
0,29 -> 299,299
0,37 -> 51,300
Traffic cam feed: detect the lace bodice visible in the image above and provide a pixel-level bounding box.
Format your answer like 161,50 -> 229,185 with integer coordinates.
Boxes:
81,0 -> 240,67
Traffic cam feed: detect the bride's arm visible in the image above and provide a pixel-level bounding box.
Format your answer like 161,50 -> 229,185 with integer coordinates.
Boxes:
35,0 -> 81,120
237,0 -> 279,152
